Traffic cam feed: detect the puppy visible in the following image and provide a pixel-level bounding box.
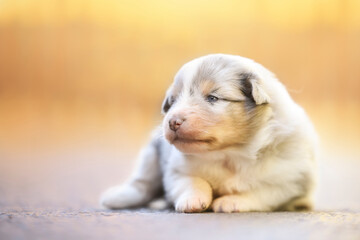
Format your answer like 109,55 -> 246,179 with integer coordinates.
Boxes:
100,54 -> 317,213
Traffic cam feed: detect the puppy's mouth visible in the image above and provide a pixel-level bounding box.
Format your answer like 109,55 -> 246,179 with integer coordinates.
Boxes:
172,136 -> 213,145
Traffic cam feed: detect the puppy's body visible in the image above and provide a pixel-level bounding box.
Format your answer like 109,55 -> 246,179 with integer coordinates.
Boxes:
101,54 -> 317,212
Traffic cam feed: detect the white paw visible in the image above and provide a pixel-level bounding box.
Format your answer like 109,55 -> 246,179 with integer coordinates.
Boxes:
147,198 -> 170,210
100,184 -> 144,209
212,195 -> 244,213
175,193 -> 212,213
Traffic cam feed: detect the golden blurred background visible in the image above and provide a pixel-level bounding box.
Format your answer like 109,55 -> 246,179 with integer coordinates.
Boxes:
0,0 -> 359,210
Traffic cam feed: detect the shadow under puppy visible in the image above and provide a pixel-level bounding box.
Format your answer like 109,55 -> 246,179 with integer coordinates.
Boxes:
100,54 -> 317,213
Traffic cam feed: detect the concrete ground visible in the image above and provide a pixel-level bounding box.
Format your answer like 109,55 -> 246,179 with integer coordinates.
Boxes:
1,209 -> 359,240
1,144 -> 360,240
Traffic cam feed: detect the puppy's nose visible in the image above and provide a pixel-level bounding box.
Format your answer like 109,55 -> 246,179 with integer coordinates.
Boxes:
169,117 -> 185,131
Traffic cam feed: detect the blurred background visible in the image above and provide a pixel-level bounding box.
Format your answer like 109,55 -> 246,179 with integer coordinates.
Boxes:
0,0 -> 359,211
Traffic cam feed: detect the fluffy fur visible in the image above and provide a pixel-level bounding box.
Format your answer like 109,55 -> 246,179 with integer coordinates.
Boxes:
100,54 -> 317,213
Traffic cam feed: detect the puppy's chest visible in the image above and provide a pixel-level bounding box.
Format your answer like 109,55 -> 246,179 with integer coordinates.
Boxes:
190,158 -> 259,196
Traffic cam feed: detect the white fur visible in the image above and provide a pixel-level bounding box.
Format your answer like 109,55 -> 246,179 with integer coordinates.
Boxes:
100,54 -> 317,213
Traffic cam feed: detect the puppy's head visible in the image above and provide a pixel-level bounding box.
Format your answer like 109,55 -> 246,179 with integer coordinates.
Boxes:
162,54 -> 272,154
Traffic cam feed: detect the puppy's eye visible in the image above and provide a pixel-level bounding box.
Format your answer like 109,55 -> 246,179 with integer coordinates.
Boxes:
206,95 -> 219,103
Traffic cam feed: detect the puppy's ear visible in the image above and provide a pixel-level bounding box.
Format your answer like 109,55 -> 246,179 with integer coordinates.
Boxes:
240,73 -> 270,105
161,95 -> 171,114
249,78 -> 270,105
161,87 -> 174,114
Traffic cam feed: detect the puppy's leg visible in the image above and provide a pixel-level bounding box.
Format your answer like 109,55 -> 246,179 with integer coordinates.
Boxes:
277,195 -> 314,211
166,175 -> 213,213
212,194 -> 270,213
212,186 -> 312,213
100,141 -> 162,209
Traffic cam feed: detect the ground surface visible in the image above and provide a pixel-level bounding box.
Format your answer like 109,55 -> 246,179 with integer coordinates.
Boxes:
1,209 -> 359,240
1,146 -> 360,240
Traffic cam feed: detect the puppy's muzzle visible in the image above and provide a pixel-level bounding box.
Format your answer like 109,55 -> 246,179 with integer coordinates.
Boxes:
169,116 -> 185,131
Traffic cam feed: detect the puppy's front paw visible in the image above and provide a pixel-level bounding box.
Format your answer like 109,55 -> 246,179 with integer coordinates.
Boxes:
175,193 -> 212,213
212,195 -> 244,213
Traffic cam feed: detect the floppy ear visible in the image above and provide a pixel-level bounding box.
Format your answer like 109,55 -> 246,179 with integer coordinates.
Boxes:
250,78 -> 270,105
240,73 -> 270,105
161,87 -> 174,114
161,95 -> 171,114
